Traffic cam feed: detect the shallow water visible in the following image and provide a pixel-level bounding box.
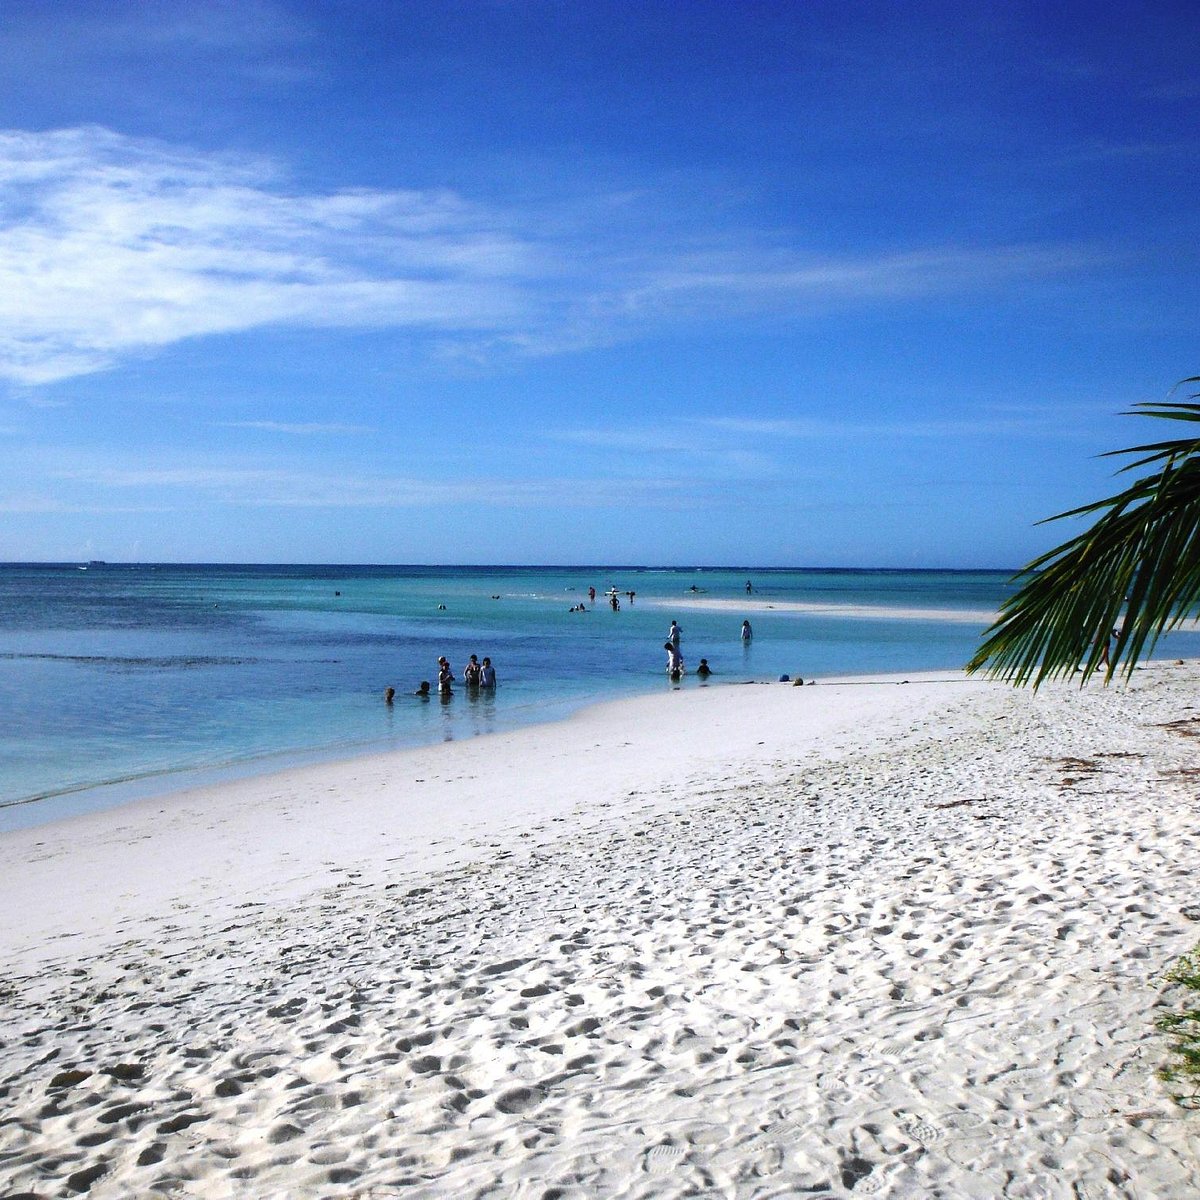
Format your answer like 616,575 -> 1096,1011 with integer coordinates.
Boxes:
2,563 -> 1192,830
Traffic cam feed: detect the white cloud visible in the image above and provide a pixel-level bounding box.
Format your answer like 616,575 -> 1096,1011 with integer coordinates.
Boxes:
0,126 -> 1101,386
0,127 -> 533,384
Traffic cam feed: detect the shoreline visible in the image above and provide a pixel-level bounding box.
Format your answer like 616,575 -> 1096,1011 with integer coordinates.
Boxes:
3,663 -> 1199,1196
0,669 -> 968,970
0,667 -> 976,837
0,563 -> 1025,833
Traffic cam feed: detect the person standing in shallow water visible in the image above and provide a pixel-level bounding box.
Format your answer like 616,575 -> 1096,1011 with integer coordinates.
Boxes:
479,657 -> 496,687
741,619 -> 753,641
668,620 -> 681,648
437,657 -> 454,695
665,641 -> 684,680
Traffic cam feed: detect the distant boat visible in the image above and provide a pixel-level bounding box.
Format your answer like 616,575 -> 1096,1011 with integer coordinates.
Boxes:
88,560 -> 106,566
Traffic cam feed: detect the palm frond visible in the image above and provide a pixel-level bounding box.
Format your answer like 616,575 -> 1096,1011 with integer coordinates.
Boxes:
968,393 -> 1200,687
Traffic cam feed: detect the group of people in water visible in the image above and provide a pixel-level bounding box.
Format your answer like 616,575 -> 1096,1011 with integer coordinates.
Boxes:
432,653 -> 496,695
662,616 -> 757,682
385,654 -> 497,703
664,618 -> 720,682
386,583 -> 763,702
569,586 -> 639,613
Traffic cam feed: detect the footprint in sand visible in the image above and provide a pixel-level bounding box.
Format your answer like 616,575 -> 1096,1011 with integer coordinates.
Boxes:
495,1085 -> 544,1115
644,1142 -> 687,1174
750,1142 -> 785,1176
1004,1173 -> 1069,1198
1070,1154 -> 1140,1200
840,1153 -> 888,1193
1069,1091 -> 1125,1119
938,1110 -> 987,1135
309,1144 -> 350,1165
942,1133 -> 1007,1172
756,1116 -> 802,1143
898,1117 -> 942,1146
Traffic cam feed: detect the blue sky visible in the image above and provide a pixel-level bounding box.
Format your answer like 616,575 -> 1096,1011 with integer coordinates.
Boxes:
1,0 -> 1197,567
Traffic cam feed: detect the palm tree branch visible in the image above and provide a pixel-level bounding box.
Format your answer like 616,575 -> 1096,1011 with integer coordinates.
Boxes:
968,407 -> 1200,687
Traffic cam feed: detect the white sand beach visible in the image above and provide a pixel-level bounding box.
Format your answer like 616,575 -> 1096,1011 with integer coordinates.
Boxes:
2,665 -> 1199,1199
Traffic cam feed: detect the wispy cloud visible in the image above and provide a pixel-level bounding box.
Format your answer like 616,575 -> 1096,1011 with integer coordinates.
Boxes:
0,493 -> 168,515
695,409 -> 1104,440
49,461 -> 701,511
0,126 -> 1101,385
0,127 -> 533,384
604,243 -> 1098,321
215,421 -> 375,435
134,0 -> 311,53
551,406 -> 1101,458
0,1 -> 316,90
547,425 -> 774,475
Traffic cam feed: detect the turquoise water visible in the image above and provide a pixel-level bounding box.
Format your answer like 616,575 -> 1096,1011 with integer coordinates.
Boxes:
2,563 -> 1193,832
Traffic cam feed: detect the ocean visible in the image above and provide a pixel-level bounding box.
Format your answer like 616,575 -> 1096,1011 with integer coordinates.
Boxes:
3,563 -> 1193,832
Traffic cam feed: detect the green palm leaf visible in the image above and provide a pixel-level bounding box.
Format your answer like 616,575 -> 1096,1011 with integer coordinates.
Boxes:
968,383 -> 1200,688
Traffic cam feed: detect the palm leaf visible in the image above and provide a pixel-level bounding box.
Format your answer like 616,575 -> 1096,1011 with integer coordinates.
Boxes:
967,393 -> 1200,687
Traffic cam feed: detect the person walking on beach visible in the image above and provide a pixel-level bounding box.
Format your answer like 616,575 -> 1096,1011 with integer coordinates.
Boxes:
479,657 -> 496,687
668,620 -> 681,648
437,657 -> 454,695
741,619 -> 753,641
